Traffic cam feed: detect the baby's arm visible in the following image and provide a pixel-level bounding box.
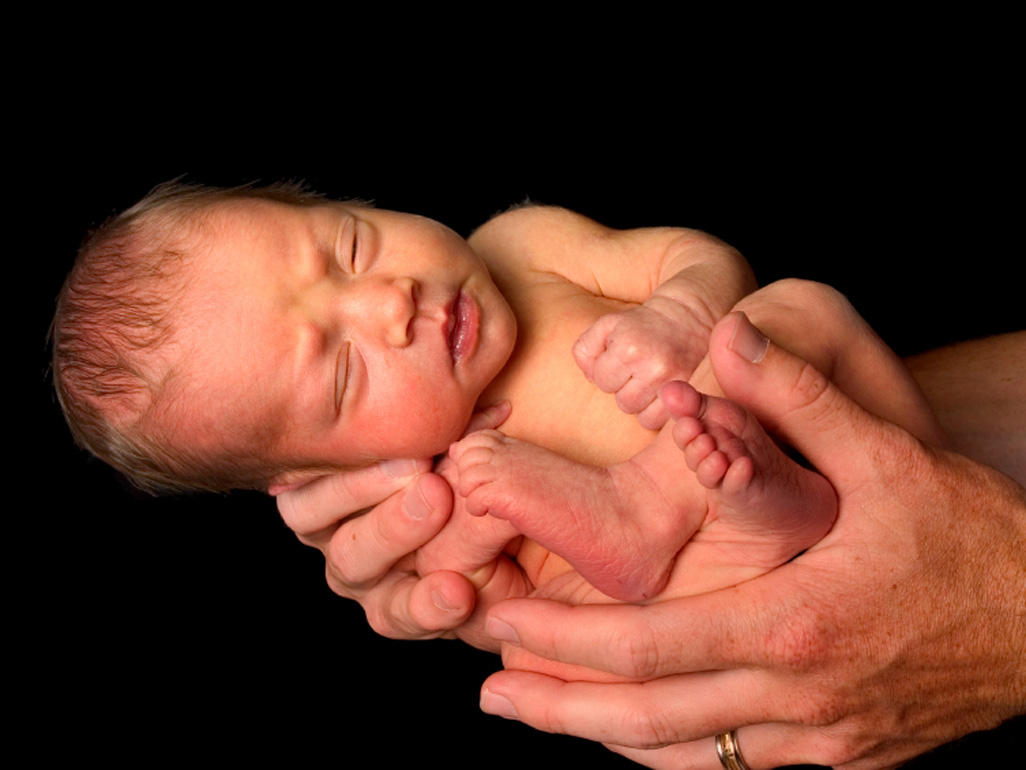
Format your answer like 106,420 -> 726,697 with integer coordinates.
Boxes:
471,206 -> 757,429
573,233 -> 756,428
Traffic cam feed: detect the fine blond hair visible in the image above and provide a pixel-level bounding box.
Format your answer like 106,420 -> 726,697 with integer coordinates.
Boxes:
51,179 -> 326,494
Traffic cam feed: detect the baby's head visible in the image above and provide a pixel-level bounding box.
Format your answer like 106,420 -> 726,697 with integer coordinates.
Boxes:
53,182 -> 517,494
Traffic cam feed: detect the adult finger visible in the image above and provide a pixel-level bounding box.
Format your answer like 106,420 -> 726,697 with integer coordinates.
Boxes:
486,579 -> 796,680
276,458 -> 433,536
358,568 -> 477,640
708,312 -> 907,486
479,668 -> 772,749
323,472 -> 454,589
607,722 -> 829,770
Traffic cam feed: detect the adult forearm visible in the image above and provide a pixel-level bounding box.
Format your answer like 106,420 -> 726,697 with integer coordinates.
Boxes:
907,331 -> 1026,486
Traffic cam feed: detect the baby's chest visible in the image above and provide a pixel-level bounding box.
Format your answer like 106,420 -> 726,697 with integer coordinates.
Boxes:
484,282 -> 655,466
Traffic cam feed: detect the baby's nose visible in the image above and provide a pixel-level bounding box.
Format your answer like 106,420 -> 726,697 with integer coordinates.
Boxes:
379,276 -> 417,347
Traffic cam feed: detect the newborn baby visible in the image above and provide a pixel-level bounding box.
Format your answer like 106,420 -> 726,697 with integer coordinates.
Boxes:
53,182 -> 943,607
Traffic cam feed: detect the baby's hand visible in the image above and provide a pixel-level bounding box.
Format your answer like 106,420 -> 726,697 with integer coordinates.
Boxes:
573,296 -> 710,429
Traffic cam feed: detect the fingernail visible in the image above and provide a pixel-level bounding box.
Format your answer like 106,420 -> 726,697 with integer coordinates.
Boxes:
485,615 -> 520,646
432,589 -> 457,612
728,312 -> 770,363
480,688 -> 519,720
402,484 -> 432,521
381,458 -> 423,478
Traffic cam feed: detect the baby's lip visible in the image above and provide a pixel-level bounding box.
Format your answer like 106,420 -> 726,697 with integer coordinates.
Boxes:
446,290 -> 479,365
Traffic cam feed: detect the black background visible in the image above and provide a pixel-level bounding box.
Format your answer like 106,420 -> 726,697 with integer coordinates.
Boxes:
22,71 -> 1023,768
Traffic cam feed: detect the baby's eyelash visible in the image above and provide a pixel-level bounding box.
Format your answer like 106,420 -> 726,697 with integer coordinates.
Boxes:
350,223 -> 360,272
334,342 -> 351,412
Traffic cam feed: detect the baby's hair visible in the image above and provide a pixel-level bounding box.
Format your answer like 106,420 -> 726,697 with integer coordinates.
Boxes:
51,179 -> 328,494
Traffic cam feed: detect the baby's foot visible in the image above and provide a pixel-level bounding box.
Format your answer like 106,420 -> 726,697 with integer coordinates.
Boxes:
657,380 -> 838,586
449,430 -> 707,602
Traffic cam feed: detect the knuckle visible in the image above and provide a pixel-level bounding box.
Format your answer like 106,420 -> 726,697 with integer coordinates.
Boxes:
615,393 -> 641,414
792,689 -> 847,727
323,560 -> 361,600
325,471 -> 359,503
610,621 -> 662,679
650,358 -> 669,379
816,728 -> 867,767
763,278 -> 842,307
763,605 -> 832,673
294,531 -> 323,549
618,703 -> 677,747
362,600 -> 396,638
762,279 -> 859,332
788,360 -> 834,418
325,535 -> 371,589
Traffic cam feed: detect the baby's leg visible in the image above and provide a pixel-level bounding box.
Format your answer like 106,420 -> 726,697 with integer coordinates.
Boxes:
450,384 -> 838,602
449,429 -> 696,601
653,379 -> 837,592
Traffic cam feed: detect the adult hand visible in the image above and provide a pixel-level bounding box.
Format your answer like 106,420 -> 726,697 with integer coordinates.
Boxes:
274,402 -> 512,641
479,313 -> 1026,769
275,459 -> 477,638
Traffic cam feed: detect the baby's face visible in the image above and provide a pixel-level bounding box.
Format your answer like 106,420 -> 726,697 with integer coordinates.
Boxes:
172,199 -> 517,488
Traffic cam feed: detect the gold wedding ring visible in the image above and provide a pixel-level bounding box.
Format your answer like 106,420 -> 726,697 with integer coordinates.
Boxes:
715,729 -> 751,770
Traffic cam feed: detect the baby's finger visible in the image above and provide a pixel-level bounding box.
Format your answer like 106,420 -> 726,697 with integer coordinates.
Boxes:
276,458 -> 432,537
462,401 -> 512,436
573,314 -> 619,381
613,376 -> 659,415
636,399 -> 670,431
323,473 -> 453,591
592,353 -> 633,394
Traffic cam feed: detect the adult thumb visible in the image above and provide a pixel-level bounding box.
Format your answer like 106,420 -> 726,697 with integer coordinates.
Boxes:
708,312 -> 894,487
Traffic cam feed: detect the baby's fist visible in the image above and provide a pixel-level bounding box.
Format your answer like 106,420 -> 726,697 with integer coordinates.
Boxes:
573,299 -> 708,428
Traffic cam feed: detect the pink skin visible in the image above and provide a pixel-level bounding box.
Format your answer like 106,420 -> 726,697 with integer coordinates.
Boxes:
164,199 -> 516,489
445,381 -> 838,602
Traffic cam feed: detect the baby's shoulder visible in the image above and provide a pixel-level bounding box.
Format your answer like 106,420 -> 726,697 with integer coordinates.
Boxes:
467,204 -> 614,271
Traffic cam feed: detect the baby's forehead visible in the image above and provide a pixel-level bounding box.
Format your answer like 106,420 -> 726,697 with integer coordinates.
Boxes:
189,197 -> 350,255
177,200 -> 302,271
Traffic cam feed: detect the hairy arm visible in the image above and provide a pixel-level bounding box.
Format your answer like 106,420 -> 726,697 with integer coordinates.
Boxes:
908,331 -> 1026,486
